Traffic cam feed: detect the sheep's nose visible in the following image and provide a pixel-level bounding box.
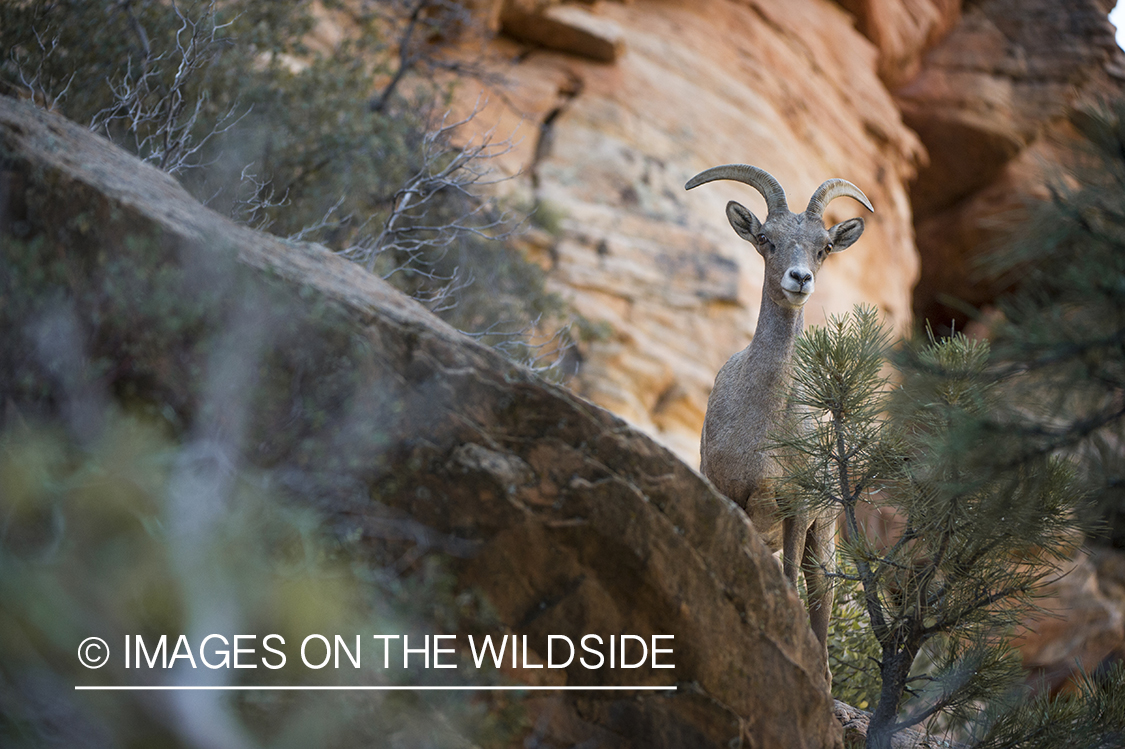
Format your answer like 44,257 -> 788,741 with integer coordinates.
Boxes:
789,269 -> 813,287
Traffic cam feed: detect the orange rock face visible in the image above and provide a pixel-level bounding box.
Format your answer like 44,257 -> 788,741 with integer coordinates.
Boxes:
835,0 -> 962,88
330,0 -> 1125,699
460,0 -> 924,464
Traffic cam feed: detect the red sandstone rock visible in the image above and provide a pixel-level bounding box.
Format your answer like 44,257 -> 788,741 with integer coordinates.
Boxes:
895,0 -> 1123,327
835,0 -> 962,88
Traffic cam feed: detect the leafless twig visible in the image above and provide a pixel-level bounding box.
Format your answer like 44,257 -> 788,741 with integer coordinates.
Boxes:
337,98 -> 523,315
470,316 -> 579,380
89,1 -> 245,175
228,164 -> 291,231
287,196 -> 352,243
7,24 -> 76,112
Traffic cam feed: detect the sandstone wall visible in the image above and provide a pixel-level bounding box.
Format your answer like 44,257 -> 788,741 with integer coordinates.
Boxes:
461,0 -> 924,464
892,0 -> 1123,328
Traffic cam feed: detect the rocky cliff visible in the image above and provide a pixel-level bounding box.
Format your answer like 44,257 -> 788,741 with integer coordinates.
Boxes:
446,0 -> 1124,466
0,94 -> 844,748
447,0 -> 1125,695
456,0 -> 925,464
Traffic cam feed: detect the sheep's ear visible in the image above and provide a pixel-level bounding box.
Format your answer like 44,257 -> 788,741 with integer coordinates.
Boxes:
726,201 -> 764,250
827,217 -> 864,252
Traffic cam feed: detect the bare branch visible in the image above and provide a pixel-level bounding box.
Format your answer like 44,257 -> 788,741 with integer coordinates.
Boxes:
88,0 -> 246,175
230,164 -> 291,231
7,23 -> 76,112
336,97 -> 523,317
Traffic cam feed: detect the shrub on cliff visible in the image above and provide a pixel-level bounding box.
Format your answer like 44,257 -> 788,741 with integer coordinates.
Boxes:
0,0 -> 579,375
776,307 -> 1084,749
793,99 -> 1125,746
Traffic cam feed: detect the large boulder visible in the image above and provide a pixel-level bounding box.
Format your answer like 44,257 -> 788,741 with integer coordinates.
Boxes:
0,95 -> 843,748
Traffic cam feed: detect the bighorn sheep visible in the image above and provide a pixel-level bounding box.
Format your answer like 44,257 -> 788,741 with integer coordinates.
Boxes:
687,164 -> 872,679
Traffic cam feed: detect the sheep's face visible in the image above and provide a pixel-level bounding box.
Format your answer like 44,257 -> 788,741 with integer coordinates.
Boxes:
725,202 -> 864,309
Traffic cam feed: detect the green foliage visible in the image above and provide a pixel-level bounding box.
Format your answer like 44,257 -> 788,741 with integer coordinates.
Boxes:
0,216 -> 525,746
828,566 -> 882,711
971,663 -> 1125,749
0,0 -> 577,374
777,307 -> 899,524
776,306 -> 1085,749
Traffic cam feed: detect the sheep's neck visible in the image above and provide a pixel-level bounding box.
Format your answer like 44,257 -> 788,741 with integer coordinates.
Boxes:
748,294 -> 803,391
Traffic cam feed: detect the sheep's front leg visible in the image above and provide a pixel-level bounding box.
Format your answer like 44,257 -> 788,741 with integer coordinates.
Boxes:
803,518 -> 836,685
782,515 -> 805,587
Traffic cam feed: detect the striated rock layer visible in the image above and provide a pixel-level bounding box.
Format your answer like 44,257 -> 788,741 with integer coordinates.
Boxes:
0,95 -> 844,748
460,0 -> 924,465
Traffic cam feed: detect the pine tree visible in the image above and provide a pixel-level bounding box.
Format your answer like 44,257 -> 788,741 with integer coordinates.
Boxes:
775,307 -> 1084,749
972,662 -> 1125,749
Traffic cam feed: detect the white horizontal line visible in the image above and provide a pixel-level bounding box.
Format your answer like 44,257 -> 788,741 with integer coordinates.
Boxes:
75,685 -> 677,691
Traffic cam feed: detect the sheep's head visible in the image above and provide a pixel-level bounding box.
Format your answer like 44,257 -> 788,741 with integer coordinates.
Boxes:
686,164 -> 872,309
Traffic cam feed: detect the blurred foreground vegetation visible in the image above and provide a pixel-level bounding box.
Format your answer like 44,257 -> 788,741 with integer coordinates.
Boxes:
0,413 -> 522,748
0,209 -> 522,745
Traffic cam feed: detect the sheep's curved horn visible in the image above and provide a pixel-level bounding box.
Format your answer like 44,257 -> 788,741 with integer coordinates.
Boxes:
685,164 -> 789,216
805,179 -> 873,217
